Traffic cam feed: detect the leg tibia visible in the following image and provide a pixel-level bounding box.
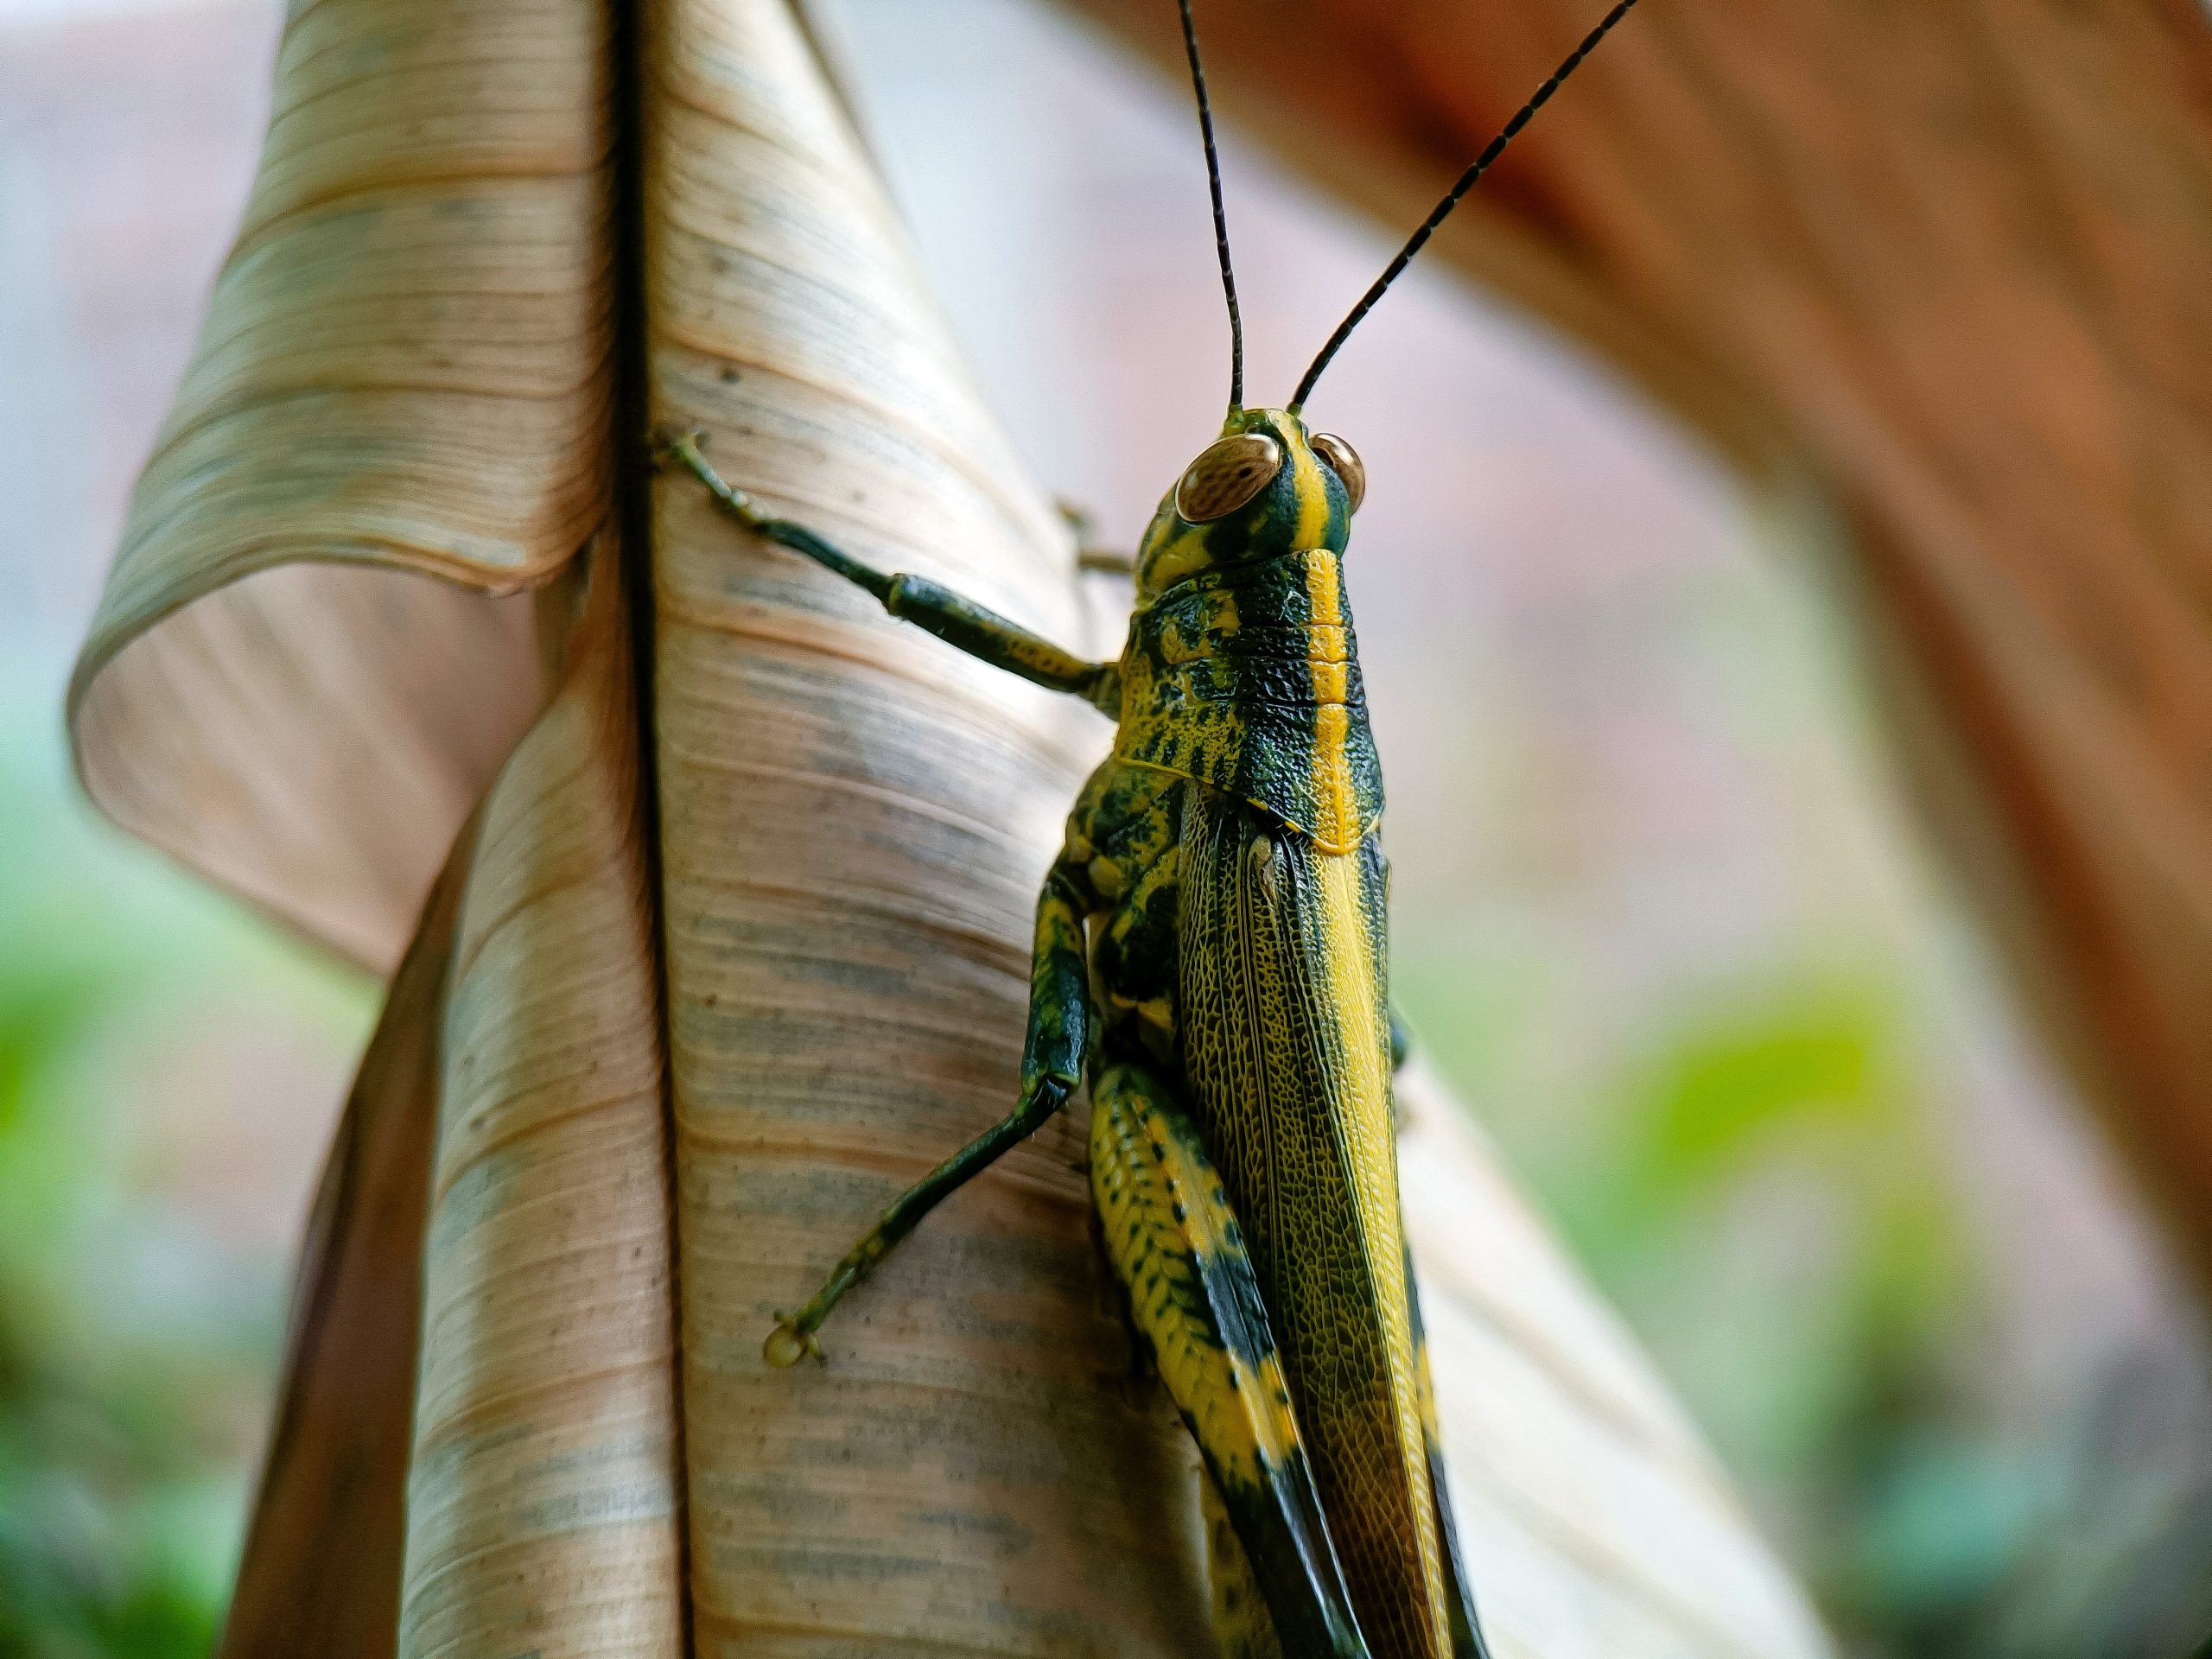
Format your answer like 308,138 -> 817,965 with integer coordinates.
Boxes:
762,859 -> 1095,1366
1089,1062 -> 1368,1659
1205,1470 -> 1285,1659
660,429 -> 1116,709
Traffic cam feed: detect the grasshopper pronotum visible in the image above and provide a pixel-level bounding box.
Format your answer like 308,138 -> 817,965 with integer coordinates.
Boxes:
662,3 -> 1642,1651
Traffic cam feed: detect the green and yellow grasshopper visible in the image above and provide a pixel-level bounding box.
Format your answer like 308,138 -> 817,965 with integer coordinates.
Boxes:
662,4 -> 1640,1653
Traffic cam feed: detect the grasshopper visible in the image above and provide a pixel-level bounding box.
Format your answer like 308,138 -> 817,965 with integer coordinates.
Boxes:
662,3 -> 1641,1653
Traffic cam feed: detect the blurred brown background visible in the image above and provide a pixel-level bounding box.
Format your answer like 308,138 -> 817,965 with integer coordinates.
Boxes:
3,0 -> 2209,1652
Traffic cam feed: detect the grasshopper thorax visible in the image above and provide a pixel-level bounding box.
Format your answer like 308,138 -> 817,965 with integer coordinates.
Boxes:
1115,406 -> 1383,855
1136,409 -> 1364,599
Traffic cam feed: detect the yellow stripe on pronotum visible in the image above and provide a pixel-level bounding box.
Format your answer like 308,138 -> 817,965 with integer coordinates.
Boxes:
1304,550 -> 1361,855
660,3 -> 1647,1654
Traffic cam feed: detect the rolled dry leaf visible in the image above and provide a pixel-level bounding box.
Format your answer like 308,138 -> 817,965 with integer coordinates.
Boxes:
66,0 -> 690,1643
67,0 -> 1836,1650
400,543 -> 684,1658
67,0 -> 614,972
218,839 -> 470,1659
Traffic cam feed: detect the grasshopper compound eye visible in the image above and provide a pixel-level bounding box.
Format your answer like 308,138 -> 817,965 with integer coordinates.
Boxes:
1310,433 -> 1364,513
1176,432 -> 1283,523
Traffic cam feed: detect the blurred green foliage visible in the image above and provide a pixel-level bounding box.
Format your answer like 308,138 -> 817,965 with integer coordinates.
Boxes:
0,664 -> 371,1659
1402,951 -> 2054,1656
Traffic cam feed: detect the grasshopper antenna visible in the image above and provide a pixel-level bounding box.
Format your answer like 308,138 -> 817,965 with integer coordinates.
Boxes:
1178,0 -> 1244,411
1291,0 -> 1643,412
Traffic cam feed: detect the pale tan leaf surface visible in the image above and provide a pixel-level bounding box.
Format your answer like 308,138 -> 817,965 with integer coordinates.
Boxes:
74,569 -> 542,970
67,0 -> 617,971
63,0 -> 690,1641
218,840 -> 469,1659
401,543 -> 685,1659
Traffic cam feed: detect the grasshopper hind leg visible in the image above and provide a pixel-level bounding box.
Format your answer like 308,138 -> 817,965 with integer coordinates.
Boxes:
1090,1059 -> 1368,1659
1204,1469 -> 1284,1659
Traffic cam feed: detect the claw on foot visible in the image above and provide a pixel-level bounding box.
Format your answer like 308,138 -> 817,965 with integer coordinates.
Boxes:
651,423 -> 707,467
763,1316 -> 820,1370
658,424 -> 768,527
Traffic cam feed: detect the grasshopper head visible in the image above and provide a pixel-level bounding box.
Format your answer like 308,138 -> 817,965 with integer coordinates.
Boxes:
1135,409 -> 1364,597
1154,0 -> 1638,601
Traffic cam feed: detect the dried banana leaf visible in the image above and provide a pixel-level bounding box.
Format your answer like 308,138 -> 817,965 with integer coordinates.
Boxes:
67,0 -> 612,969
218,839 -> 468,1659
399,542 -> 683,1656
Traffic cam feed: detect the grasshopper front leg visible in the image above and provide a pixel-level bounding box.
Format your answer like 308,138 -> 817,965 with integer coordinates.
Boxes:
660,429 -> 1120,1363
663,428 -> 1121,715
762,851 -> 1096,1366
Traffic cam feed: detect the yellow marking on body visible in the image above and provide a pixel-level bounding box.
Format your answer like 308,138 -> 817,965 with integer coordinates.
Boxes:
1305,556 -> 1339,625
1145,521 -> 1215,593
1305,552 -> 1363,855
1288,429 -> 1332,550
1311,849 -> 1451,1659
1414,1326 -> 1441,1446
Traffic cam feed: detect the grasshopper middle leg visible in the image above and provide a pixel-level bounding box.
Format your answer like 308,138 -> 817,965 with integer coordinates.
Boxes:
759,760 -> 1178,1364
762,850 -> 1096,1366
